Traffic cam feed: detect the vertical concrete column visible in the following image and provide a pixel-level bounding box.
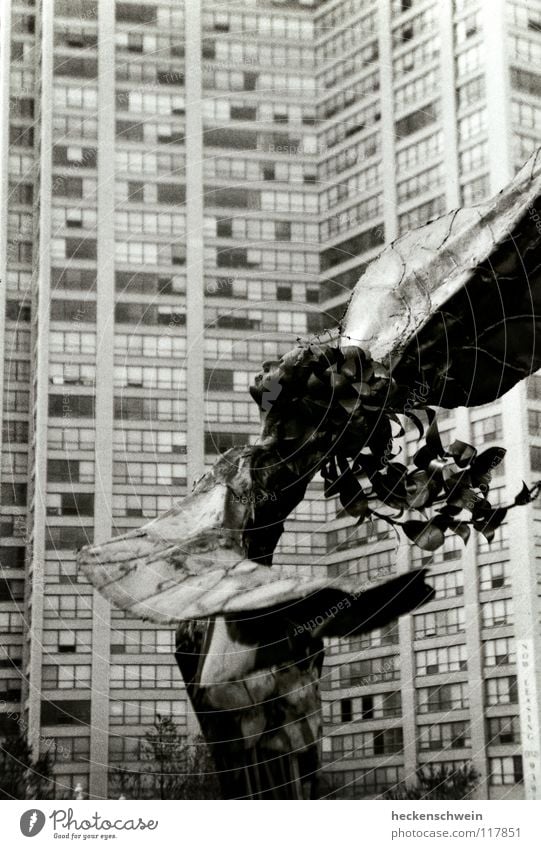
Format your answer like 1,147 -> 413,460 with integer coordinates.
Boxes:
0,0 -> 11,483
397,537 -> 418,789
454,407 -> 489,798
481,0 -> 513,193
440,0 -> 460,208
378,1 -> 398,243
26,0 -> 53,759
88,0 -> 116,799
502,383 -> 541,799
183,1 -> 205,739
184,1 -> 205,489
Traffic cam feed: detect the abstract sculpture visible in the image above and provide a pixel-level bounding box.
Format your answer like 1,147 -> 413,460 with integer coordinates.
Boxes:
79,151 -> 541,799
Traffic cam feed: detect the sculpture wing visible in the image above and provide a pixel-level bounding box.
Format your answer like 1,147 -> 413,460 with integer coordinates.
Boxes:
78,474 -> 433,631
341,149 -> 541,407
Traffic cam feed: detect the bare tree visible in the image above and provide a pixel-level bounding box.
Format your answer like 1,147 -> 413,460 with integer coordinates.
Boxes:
112,715 -> 221,799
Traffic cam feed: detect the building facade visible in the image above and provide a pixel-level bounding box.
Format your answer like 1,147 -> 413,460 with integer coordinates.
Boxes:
317,0 -> 541,800
0,0 -> 540,801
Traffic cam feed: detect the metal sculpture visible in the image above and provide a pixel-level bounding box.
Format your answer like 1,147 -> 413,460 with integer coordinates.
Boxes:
79,151 -> 541,799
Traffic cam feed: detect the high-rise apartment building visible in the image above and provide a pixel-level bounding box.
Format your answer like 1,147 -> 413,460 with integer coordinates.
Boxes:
0,0 -> 540,802
0,0 -> 324,800
317,0 -> 541,801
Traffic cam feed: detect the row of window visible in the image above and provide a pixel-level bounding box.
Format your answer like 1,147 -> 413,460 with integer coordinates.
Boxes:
111,493 -> 177,519
320,193 -> 382,241
42,664 -> 91,690
418,720 -> 470,751
317,13 -> 377,63
320,69 -> 379,121
319,132 -> 379,181
205,39 -> 313,69
326,727 -> 403,759
320,162 -> 381,211
325,691 -> 402,725
111,628 -> 174,654
110,698 -> 186,726
327,623 -> 399,657
43,595 -> 92,620
414,606 -> 465,639
393,35 -> 440,77
321,100 -> 381,151
110,663 -> 179,689
205,155 -> 315,186
395,67 -> 440,112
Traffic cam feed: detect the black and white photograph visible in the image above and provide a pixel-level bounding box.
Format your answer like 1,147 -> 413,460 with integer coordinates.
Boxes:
1,0 -> 541,841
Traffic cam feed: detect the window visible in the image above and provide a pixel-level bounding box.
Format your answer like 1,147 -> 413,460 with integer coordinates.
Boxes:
414,607 -> 465,638
471,414 -> 503,442
340,698 -> 352,723
0,612 -> 24,633
398,196 -> 447,233
479,561 -> 510,591
46,492 -> 94,517
484,637 -> 516,667
41,699 -> 91,726
205,368 -> 233,392
489,756 -> 523,785
488,716 -> 520,746
109,698 -> 186,726
42,664 -> 91,689
204,432 -> 250,455
418,721 -> 471,751
0,577 -> 24,601
481,599 -> 513,628
50,300 -> 96,323
42,736 -> 90,763
0,676 -> 23,700
485,676 -> 518,706
47,458 -> 94,484
531,446 -> 541,471
416,644 -> 467,676
339,655 -> 399,687
110,629 -> 174,655
461,175 -> 490,204
397,163 -> 444,203
320,226 -> 385,270
110,663 -> 178,689
457,76 -> 485,110
44,595 -> 92,620
418,683 -> 468,714
49,395 -> 95,418
511,68 -> 541,97
456,44 -> 482,77
458,109 -> 487,142
46,526 -> 93,550
42,630 -> 91,654
0,485 -> 27,508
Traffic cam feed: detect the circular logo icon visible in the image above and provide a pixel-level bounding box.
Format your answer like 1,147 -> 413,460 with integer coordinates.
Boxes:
20,810 -> 46,837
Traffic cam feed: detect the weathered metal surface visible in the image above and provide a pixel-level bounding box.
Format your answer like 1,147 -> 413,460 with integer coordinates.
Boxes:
342,150 -> 541,406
